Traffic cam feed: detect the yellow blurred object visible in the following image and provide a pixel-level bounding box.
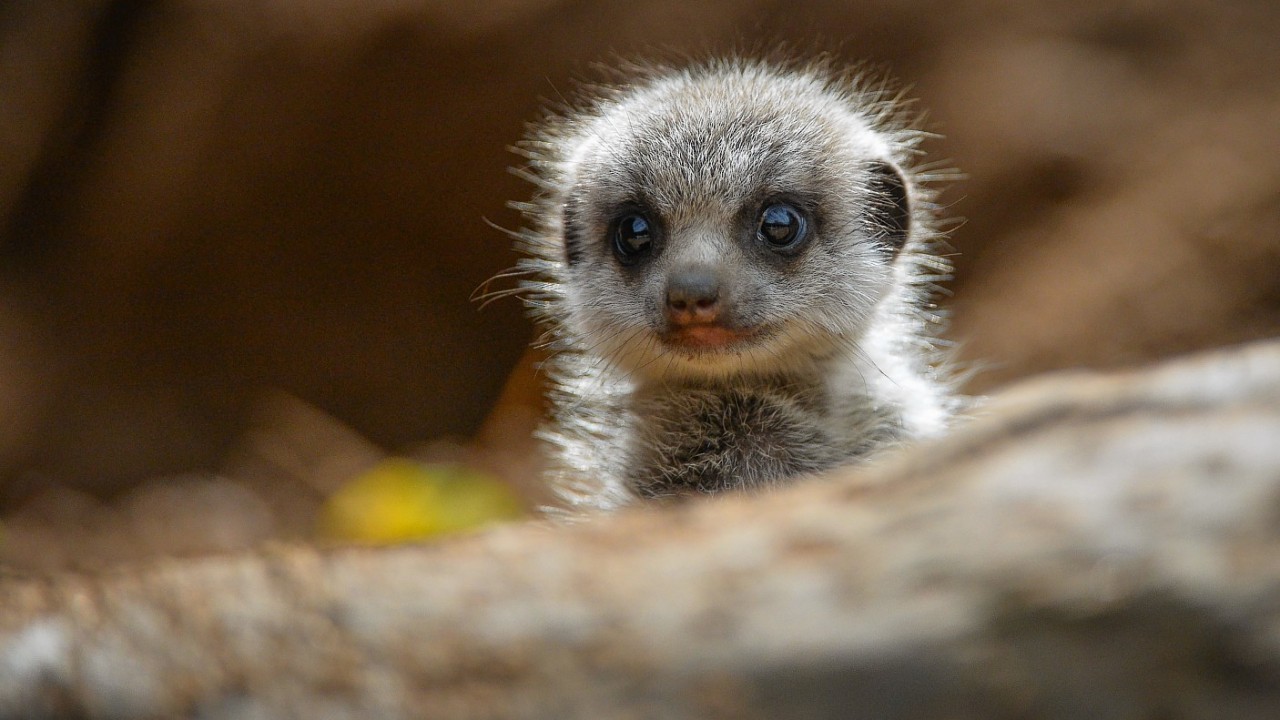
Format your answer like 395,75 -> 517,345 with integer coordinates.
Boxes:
320,458 -> 524,543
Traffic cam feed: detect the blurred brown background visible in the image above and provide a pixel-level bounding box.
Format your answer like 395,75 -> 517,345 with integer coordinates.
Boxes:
1,0 -> 1277,569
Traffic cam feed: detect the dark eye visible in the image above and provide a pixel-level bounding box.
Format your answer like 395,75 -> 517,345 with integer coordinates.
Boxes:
758,203 -> 808,250
611,213 -> 653,263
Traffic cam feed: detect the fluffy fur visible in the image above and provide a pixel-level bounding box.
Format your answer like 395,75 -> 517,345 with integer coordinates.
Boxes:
505,58 -> 960,511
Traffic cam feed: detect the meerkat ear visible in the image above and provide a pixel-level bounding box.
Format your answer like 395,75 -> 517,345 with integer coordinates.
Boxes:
866,161 -> 911,253
561,194 -> 585,266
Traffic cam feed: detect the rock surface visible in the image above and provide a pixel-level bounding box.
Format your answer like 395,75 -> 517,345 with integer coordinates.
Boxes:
2,339 -> 1279,719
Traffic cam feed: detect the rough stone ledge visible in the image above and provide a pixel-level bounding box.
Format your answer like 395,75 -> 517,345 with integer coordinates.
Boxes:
2,339 -> 1280,719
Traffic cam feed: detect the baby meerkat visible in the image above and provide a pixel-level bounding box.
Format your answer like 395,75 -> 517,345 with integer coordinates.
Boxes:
506,58 -> 959,511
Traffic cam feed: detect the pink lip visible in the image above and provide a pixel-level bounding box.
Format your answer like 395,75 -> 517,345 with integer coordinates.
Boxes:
664,325 -> 751,350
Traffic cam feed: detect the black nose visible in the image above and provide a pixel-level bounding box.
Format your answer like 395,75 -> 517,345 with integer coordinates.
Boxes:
665,267 -> 722,325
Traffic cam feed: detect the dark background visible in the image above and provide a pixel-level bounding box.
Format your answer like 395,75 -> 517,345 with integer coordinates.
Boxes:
1,0 -> 1276,568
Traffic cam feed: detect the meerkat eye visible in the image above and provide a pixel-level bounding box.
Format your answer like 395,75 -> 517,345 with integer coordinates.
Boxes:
611,212 -> 653,263
758,203 -> 808,250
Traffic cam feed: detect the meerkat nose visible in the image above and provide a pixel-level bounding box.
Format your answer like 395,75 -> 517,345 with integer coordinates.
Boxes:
665,267 -> 723,325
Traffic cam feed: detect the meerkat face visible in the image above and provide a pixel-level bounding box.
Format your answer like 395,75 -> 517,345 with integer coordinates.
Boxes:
550,67 -> 914,382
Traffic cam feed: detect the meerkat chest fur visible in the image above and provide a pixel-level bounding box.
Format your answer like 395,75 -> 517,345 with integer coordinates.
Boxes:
513,59 -> 958,511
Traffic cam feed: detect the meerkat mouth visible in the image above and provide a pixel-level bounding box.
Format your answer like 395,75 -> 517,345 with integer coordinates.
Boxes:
661,324 -> 764,353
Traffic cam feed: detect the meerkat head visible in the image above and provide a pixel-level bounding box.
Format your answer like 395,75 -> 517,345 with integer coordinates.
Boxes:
525,61 -> 922,382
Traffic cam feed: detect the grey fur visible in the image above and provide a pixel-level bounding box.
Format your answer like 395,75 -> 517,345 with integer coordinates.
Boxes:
506,58 -> 960,511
